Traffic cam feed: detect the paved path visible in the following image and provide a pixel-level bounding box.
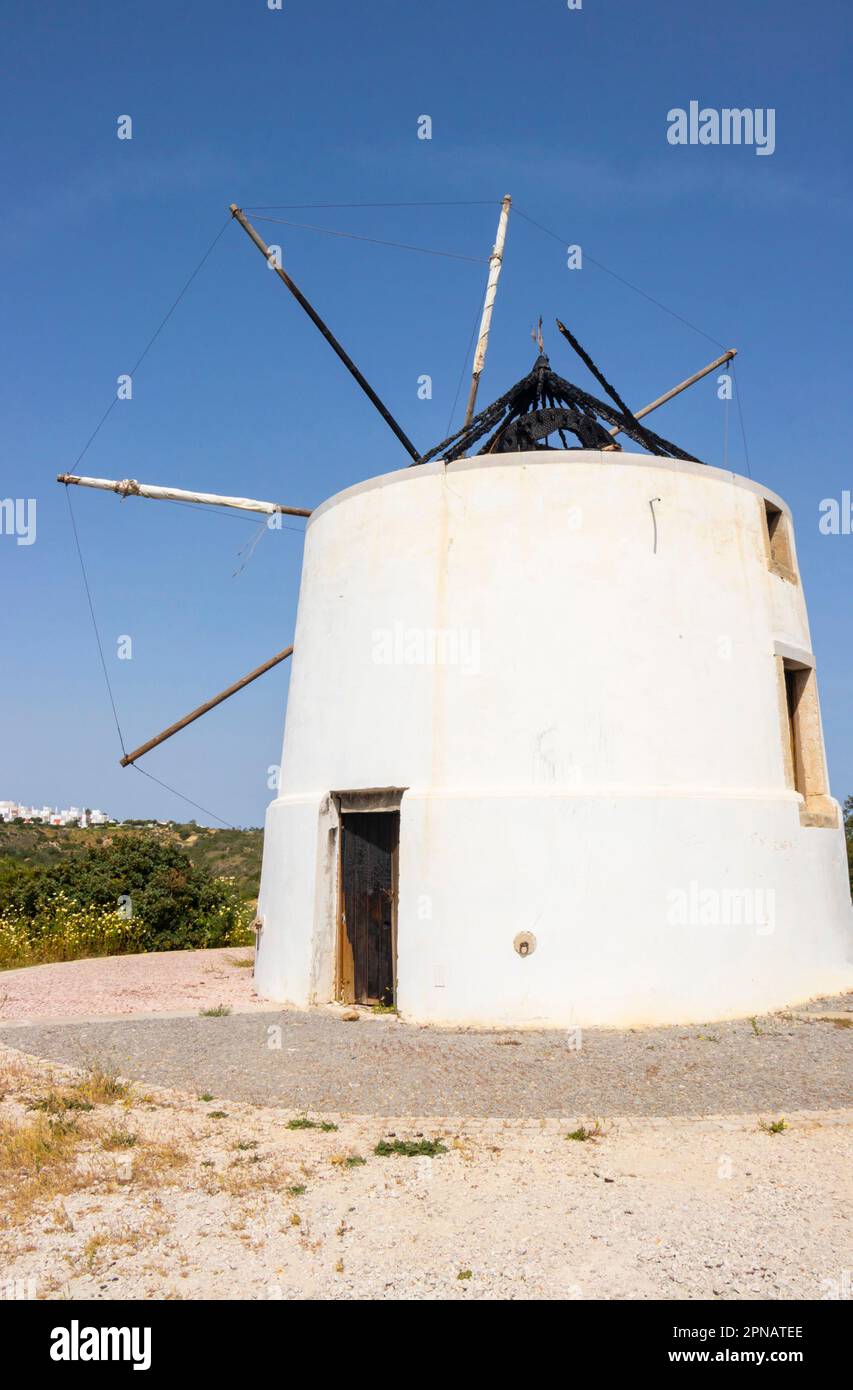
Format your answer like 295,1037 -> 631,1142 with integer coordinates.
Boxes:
1,997 -> 849,1118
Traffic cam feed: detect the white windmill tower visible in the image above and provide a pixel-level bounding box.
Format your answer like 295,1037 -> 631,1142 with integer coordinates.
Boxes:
60,201 -> 852,1028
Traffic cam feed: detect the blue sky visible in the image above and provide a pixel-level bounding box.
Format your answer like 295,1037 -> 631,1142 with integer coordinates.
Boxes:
2,0 -> 851,827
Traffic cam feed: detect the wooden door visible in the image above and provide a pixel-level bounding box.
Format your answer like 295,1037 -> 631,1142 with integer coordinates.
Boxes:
339,811 -> 398,1005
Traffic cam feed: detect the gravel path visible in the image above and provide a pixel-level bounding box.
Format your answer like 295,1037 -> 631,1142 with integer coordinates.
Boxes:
2,996 -> 850,1118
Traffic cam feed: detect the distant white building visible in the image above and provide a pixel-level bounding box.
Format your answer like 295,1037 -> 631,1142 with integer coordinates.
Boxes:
0,800 -> 114,827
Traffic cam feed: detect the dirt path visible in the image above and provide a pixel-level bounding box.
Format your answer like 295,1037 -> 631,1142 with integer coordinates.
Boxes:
1,1046 -> 850,1302
0,947 -> 262,1022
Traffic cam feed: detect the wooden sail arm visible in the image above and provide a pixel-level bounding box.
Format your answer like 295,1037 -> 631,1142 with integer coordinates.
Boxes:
463,194 -> 512,429
605,350 -> 737,440
119,646 -> 294,767
229,204 -> 422,464
57,473 -> 312,518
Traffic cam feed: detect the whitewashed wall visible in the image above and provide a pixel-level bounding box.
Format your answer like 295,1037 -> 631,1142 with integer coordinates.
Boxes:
254,451 -> 852,1026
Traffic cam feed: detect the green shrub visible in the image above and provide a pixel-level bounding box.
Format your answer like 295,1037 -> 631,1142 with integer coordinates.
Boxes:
0,892 -> 138,969
0,835 -> 253,968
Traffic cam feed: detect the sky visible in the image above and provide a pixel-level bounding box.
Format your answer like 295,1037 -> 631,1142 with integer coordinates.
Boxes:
1,0 -> 851,828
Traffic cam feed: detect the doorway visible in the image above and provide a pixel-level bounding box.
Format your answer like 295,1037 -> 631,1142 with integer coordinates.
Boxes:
338,811 -> 399,1006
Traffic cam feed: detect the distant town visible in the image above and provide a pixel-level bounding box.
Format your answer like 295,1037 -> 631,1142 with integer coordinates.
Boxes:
0,800 -> 114,828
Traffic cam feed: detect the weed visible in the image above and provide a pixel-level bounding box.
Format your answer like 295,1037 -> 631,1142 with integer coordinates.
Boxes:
373,1138 -> 448,1158
759,1117 -> 788,1135
100,1130 -> 138,1151
457,1269 -> 473,1281
199,1004 -> 231,1018
566,1121 -> 605,1143
286,1117 -> 338,1132
28,1093 -> 93,1115
83,1232 -> 111,1268
77,1065 -> 130,1105
286,1184 -> 306,1197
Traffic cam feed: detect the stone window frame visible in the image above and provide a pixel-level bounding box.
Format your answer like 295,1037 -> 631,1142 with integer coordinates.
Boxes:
773,642 -> 838,828
761,497 -> 798,584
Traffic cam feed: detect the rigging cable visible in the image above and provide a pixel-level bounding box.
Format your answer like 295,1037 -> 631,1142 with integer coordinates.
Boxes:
64,485 -> 127,760
65,486 -> 236,826
731,359 -> 753,478
69,216 -> 233,472
247,215 -> 486,264
512,206 -> 727,350
63,215 -> 241,827
242,200 -> 502,210
446,285 -> 490,437
130,765 -> 234,829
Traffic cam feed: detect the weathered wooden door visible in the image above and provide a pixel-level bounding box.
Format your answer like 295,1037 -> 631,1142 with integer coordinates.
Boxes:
339,811 -> 398,1006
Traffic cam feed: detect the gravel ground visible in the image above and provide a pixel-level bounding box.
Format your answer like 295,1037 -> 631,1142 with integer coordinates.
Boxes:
1,1047 -> 850,1302
0,947 -> 262,1022
2,995 -> 850,1118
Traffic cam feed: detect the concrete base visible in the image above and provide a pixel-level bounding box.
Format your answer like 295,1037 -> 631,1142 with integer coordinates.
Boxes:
254,789 -> 853,1028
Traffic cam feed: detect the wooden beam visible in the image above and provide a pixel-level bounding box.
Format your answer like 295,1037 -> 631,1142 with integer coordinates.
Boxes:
229,204 -> 421,463
606,350 -> 737,439
119,647 -> 294,767
463,194 -> 511,428
57,473 -> 312,518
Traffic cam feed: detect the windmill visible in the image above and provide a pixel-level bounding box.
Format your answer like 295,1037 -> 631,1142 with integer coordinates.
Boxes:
59,200 -> 851,1027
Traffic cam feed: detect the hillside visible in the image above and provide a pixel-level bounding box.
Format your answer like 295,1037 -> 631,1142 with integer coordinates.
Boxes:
0,822 -> 263,902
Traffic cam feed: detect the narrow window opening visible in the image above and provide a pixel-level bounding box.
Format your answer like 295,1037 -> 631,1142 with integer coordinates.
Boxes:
764,500 -> 795,576
778,658 -> 837,827
783,665 -> 806,796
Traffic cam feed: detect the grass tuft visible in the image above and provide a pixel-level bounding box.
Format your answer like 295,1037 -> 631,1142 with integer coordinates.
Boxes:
100,1130 -> 138,1151
566,1121 -> 605,1143
373,1138 -> 448,1158
759,1117 -> 788,1135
